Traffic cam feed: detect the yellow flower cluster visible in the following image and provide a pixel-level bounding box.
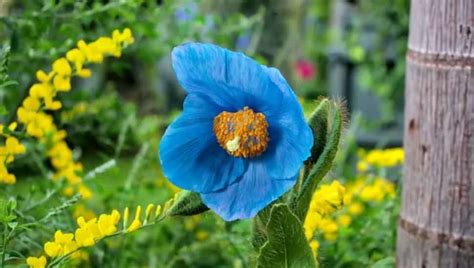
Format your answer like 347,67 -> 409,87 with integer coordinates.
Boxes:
27,202 -> 163,268
0,123 -> 26,184
357,148 -> 404,172
304,177 -> 396,257
304,180 -> 345,256
343,177 -> 395,205
7,28 -> 134,196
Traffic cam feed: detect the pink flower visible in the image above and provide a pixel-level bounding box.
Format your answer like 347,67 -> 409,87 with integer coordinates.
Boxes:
295,59 -> 316,80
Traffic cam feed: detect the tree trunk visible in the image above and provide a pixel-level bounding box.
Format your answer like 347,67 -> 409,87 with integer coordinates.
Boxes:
396,0 -> 474,267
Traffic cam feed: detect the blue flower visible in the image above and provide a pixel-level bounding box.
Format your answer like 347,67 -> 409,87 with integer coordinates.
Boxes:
159,43 -> 313,221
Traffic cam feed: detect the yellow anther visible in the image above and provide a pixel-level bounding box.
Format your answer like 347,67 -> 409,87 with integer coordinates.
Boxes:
213,107 -> 269,158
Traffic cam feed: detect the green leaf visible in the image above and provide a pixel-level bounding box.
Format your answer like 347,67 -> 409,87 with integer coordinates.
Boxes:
251,205 -> 272,250
167,191 -> 209,216
293,102 -> 343,220
257,204 -> 316,268
0,105 -> 7,115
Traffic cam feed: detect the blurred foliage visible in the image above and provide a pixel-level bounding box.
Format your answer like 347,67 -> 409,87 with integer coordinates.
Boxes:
302,0 -> 409,124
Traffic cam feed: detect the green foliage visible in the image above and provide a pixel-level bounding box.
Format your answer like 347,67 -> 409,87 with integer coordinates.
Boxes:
0,46 -> 18,94
319,194 -> 400,267
0,198 -> 17,224
257,204 -> 316,268
304,0 -> 409,124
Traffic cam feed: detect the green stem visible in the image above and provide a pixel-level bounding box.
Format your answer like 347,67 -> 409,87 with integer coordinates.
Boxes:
46,216 -> 167,267
225,233 -> 247,268
1,223 -> 8,267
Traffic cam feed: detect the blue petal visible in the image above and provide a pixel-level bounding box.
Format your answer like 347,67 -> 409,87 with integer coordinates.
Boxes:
258,67 -> 314,179
172,43 -> 283,114
159,93 -> 245,193
201,161 -> 297,221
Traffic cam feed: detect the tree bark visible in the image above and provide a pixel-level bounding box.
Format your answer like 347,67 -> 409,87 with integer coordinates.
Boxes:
396,0 -> 474,267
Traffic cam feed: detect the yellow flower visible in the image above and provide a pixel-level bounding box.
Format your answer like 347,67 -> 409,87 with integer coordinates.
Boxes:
77,40 -> 103,63
77,68 -> 92,78
348,202 -> 363,215
23,96 -> 40,111
44,241 -> 62,257
127,206 -> 142,232
54,230 -> 74,244
145,204 -> 154,222
112,28 -> 134,45
357,161 -> 368,172
63,241 -> 79,255
375,177 -> 396,197
309,180 -> 345,215
0,172 -> 16,184
362,148 -> 404,168
122,28 -> 134,44
66,48 -> 85,65
75,227 -> 95,247
36,70 -> 54,82
309,240 -> 320,257
317,217 -> 338,241
78,184 -> 93,199
97,213 -> 118,236
53,75 -> 71,91
92,37 -> 119,55
155,205 -> 162,218
123,207 -> 130,228
45,97 -> 62,110
29,83 -> 54,101
78,217 -> 102,239
319,218 -> 338,235
111,209 -> 120,224
337,214 -> 352,227
52,58 -> 72,76
360,184 -> 384,202
8,122 -> 18,131
5,136 -> 26,155
26,256 -> 47,268
304,212 -> 322,240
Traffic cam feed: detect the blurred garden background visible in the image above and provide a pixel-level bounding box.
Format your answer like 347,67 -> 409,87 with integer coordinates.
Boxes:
0,0 -> 409,267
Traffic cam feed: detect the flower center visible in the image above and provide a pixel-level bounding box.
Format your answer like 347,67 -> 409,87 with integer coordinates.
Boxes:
213,107 -> 269,158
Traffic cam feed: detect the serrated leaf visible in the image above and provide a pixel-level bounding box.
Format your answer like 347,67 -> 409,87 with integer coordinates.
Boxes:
167,191 -> 209,216
257,204 -> 316,268
293,102 -> 343,220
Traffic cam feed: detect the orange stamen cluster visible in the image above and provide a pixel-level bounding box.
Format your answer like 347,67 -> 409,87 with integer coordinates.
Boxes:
213,107 -> 269,158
